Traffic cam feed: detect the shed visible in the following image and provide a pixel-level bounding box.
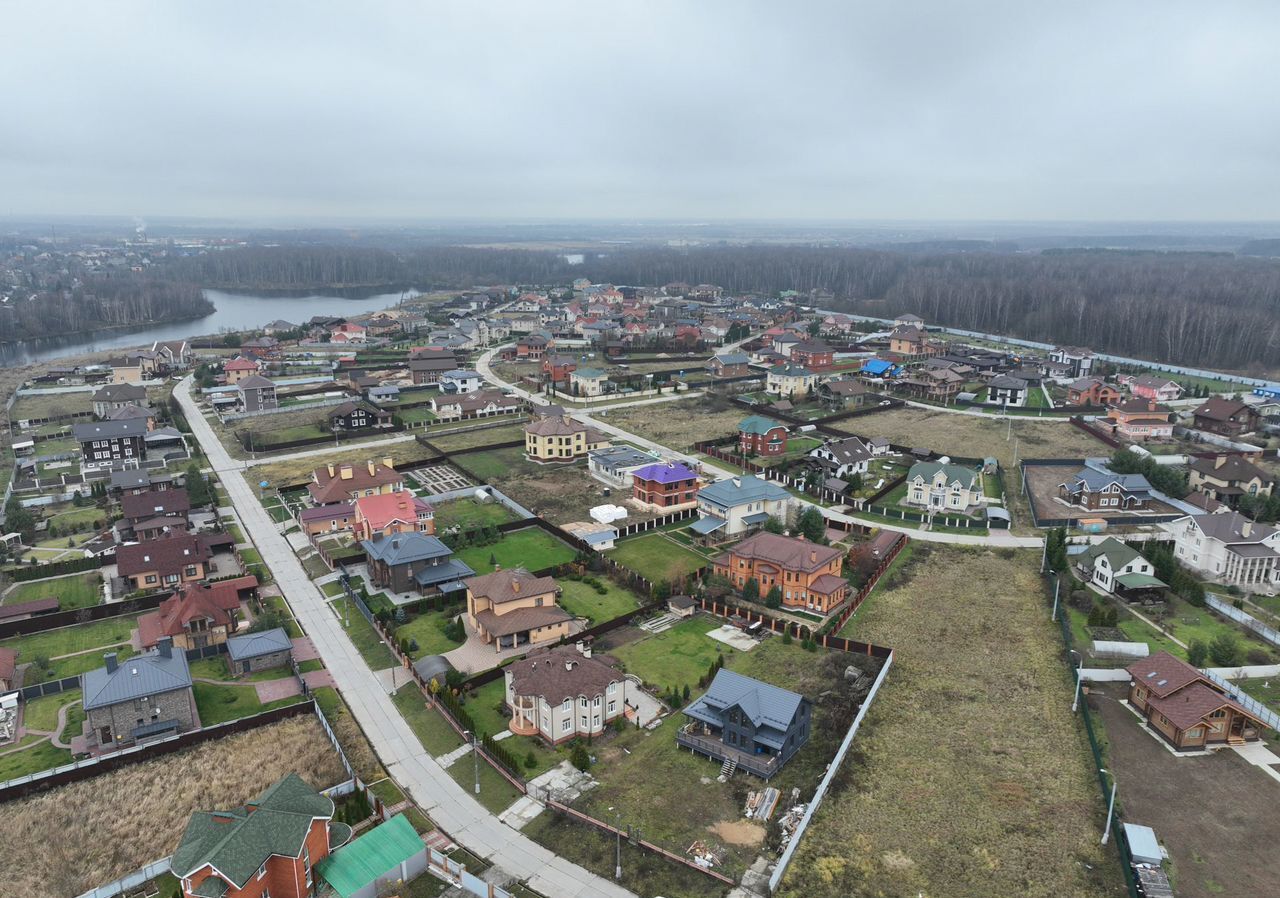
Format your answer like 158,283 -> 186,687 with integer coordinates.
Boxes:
985,506 -> 1012,529
317,814 -> 429,898
225,627 -> 293,676
412,654 -> 455,687
1122,823 -> 1163,865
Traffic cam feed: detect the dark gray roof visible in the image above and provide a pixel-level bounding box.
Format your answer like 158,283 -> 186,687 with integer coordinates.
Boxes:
226,627 -> 293,661
91,383 -> 147,403
1061,468 -> 1152,496
73,418 -> 149,441
1187,511 -> 1277,544
414,558 -> 476,587
361,532 -> 454,566
690,669 -> 805,731
82,647 -> 192,710
413,654 -> 455,684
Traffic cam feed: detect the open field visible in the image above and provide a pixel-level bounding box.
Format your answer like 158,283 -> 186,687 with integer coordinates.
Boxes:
0,714 -> 347,898
10,391 -> 92,421
250,439 -> 439,487
455,527 -> 577,574
2,571 -> 102,609
779,546 -> 1122,898
607,531 -> 710,584
1093,684 -> 1280,898
427,422 -> 529,452
595,395 -> 753,450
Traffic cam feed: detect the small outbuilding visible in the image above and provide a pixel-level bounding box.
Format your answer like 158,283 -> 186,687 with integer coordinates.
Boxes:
224,627 -> 293,677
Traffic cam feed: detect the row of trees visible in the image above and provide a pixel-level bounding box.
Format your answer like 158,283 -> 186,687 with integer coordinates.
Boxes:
1,276 -> 212,342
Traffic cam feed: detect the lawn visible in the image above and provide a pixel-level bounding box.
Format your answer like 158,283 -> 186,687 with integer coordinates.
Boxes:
0,739 -> 72,783
557,577 -> 645,624
339,605 -> 398,670
42,503 -> 109,531
188,657 -> 295,682
1,571 -> 102,609
444,748 -> 523,815
392,686 -> 465,756
0,614 -> 139,673
462,678 -> 566,777
779,547 -> 1122,898
428,422 -> 529,452
611,616 -> 736,692
454,445 -> 527,483
21,689 -> 82,733
607,531 -> 709,584
432,497 -> 521,530
1144,595 -> 1277,663
394,609 -> 466,659
455,527 -> 576,574
192,681 -> 306,726
9,392 -> 91,421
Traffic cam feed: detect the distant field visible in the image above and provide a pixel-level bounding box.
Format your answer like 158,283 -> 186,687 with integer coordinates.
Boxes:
250,439 -> 438,487
10,392 -> 92,422
597,396 -> 751,450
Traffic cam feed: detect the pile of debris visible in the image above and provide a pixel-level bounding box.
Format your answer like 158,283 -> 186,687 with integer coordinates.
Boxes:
775,800 -> 808,848
686,840 -> 723,869
744,787 -> 780,822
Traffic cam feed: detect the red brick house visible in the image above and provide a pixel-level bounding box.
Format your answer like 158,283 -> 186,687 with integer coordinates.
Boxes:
738,415 -> 788,457
1126,651 -> 1267,750
517,335 -> 548,360
1067,377 -> 1123,406
541,354 -> 578,384
713,532 -> 850,614
632,462 -> 701,509
790,340 -> 834,370
116,534 -> 211,591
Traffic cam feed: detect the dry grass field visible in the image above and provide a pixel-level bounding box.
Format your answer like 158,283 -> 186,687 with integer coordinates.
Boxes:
250,439 -> 440,487
778,546 -> 1124,898
0,715 -> 347,898
596,395 -> 751,450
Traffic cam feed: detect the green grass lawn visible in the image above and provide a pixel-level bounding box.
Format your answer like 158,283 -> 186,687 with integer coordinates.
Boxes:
340,607 -> 398,670
262,594 -> 303,639
433,498 -> 521,530
1235,677 -> 1280,714
1151,595 -> 1276,662
188,657 -> 294,682
239,547 -> 264,566
368,777 -> 406,806
556,578 -> 644,624
462,679 -> 564,777
612,616 -> 736,693
607,532 -> 709,584
393,687 -> 466,755
21,689 -> 82,733
453,446 -> 527,483
445,749 -> 523,815
0,739 -> 71,782
1,571 -> 102,609
321,580 -> 346,597
192,682 -> 306,726
302,553 -> 332,579
398,406 -> 439,425
43,503 -> 109,531
226,523 -> 246,543
456,528 -> 576,575
0,614 -> 139,668
395,610 -> 465,659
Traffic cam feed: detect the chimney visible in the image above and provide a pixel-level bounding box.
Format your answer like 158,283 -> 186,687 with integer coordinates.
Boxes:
327,463 -> 335,478
810,550 -> 817,563
1215,455 -> 1226,470
340,464 -> 353,480
158,636 -> 173,658
1242,520 -> 1253,538
367,460 -> 376,476
104,652 -> 118,673
494,563 -> 501,572
383,457 -> 394,470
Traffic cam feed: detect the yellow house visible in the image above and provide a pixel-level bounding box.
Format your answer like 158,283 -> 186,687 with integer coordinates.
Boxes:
465,568 -> 573,651
766,363 -> 818,399
524,411 -> 610,462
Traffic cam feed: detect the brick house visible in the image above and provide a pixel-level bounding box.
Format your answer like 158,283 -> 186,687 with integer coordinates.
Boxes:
353,490 -> 435,540
308,458 -> 403,504
632,462 -> 700,509
299,504 -> 356,538
408,349 -> 459,384
465,568 -> 572,651
505,645 -> 629,745
1066,377 -> 1122,406
172,772 -> 352,898
790,339 -> 834,369
224,627 -> 293,677
1126,652 -> 1266,750
1107,398 -> 1174,441
713,531 -> 849,614
523,413 -> 610,462
516,335 -> 549,360
1126,375 -> 1184,402
542,354 -> 578,384
706,352 -> 751,378
136,576 -> 257,650
737,415 -> 788,456
361,532 -> 474,595
116,534 -> 210,591
223,356 -> 260,384
1192,398 -> 1261,437
82,638 -> 197,748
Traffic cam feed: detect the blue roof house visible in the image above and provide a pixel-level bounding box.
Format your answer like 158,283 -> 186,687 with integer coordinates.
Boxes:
692,474 -> 792,542
677,669 -> 811,778
362,532 -> 475,598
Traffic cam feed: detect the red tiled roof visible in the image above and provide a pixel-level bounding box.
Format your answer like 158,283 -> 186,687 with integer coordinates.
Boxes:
1146,681 -> 1258,731
718,532 -> 843,574
1125,651 -> 1206,699
224,357 -> 258,371
137,576 -> 256,647
354,490 -> 433,532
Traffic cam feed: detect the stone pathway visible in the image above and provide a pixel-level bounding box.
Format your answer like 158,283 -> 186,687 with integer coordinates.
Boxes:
1231,742 -> 1280,786
436,742 -> 474,770
291,636 -> 322,662
497,794 -> 546,830
303,668 -> 336,690
254,677 -> 302,702
50,700 -> 81,749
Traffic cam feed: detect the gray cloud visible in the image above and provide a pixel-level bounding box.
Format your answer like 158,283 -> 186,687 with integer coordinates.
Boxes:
2,1 -> 1278,221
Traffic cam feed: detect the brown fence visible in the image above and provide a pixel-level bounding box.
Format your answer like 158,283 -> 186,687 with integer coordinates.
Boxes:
1070,415 -> 1124,449
0,591 -> 168,641
821,532 -> 907,636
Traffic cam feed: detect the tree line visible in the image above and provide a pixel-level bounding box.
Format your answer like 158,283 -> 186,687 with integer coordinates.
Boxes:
0,276 -> 212,343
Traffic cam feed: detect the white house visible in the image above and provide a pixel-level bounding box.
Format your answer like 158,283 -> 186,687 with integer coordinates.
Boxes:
1074,538 -> 1164,596
504,646 -> 629,745
808,436 -> 873,478
690,474 -> 792,542
984,375 -> 1028,408
439,369 -> 482,394
905,461 -> 981,511
1164,512 -> 1280,590
569,367 -> 609,397
766,363 -> 818,399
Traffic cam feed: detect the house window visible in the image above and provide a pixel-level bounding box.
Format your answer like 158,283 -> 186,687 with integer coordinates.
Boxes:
608,700 -> 616,713
561,718 -> 572,733
257,862 -> 268,880
562,699 -> 571,712
145,575 -> 158,584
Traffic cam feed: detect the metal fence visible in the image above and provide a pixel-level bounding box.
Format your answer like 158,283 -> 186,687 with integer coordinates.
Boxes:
74,857 -> 172,898
1205,594 -> 1280,649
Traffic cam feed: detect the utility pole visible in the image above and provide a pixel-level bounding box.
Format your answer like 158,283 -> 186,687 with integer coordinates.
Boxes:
1100,768 -> 1118,845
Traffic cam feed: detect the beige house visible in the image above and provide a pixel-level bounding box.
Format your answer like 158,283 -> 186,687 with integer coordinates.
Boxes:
1188,455 -> 1274,508
504,645 -> 629,745
524,412 -> 610,462
569,367 -> 609,397
766,363 -> 818,399
905,461 -> 982,512
465,568 -> 573,651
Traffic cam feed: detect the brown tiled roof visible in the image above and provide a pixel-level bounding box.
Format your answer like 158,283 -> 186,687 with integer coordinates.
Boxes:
1188,455 -> 1271,483
475,605 -> 572,638
808,574 -> 850,596
507,646 -> 622,704
466,569 -> 559,606
308,461 -> 401,504
0,647 -> 16,683
525,414 -> 592,438
122,489 -> 191,522
116,534 -> 209,577
1193,397 -> 1250,422
138,577 -> 257,647
718,532 -> 843,574
1146,681 -> 1259,731
1125,651 -> 1206,699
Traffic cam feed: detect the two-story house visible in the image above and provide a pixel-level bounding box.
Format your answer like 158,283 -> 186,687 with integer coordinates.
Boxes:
984,374 -> 1029,407
440,369 -> 483,394
713,532 -> 849,614
808,436 -> 872,478
309,458 -> 403,505
542,354 -> 578,384
353,490 -> 434,540
1058,468 -> 1154,511
587,445 -> 662,487
691,475 -> 792,543
1126,652 -> 1266,751
136,576 -> 258,650
505,645 -> 629,745
408,349 -> 459,384
465,568 -> 573,651
706,352 -> 752,378
790,340 -> 834,370
737,415 -> 788,457
1049,346 -> 1095,379
1192,398 -> 1262,437
116,534 -> 210,591
117,488 -> 192,542
678,669 -> 811,779
1188,455 -> 1274,508
524,413 -> 610,462
74,419 -> 149,471
362,532 -> 474,596
766,363 -> 818,399
905,461 -> 981,512
1066,377 -> 1122,406
631,462 -> 700,509
91,382 -> 149,418
236,374 -> 278,413
1107,398 -> 1174,441
1074,538 -> 1166,602
569,367 -> 609,397
223,356 -> 261,384
1165,512 -> 1280,588
327,400 -> 392,432
82,638 -> 197,748
1126,375 -> 1184,403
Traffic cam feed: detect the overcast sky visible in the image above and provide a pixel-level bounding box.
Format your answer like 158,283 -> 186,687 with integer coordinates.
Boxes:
3,2 -> 1278,222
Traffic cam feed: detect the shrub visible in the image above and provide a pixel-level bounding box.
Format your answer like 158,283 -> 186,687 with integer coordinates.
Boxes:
742,578 -> 760,603
1209,633 -> 1242,667
570,741 -> 591,772
1187,639 -> 1209,667
1246,648 -> 1271,666
524,750 -> 537,769
765,586 -> 782,609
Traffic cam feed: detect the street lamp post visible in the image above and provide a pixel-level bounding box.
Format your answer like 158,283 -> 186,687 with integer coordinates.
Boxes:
1099,768 -> 1118,845
1069,649 -> 1085,713
465,730 -> 480,795
1049,572 -> 1061,621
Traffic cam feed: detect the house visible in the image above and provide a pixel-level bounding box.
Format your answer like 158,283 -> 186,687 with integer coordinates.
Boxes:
900,367 -> 966,403
808,436 -> 873,478
905,461 -> 981,512
737,416 -> 789,457
1074,538 -> 1166,602
516,334 -> 549,360
1188,455 -> 1274,507
109,468 -> 173,496
73,418 -> 149,470
632,462 -> 700,509
505,645 -> 629,745
309,458 -> 403,505
465,568 -> 573,651
172,772 -> 352,898
1107,398 -> 1174,441
714,532 -> 849,614
894,313 -> 924,328
106,403 -> 157,429
1049,346 -> 1095,379
364,314 -> 402,337
82,638 -> 196,748
1126,652 -> 1267,750
524,413 -> 610,462
1058,468 -> 1154,511
241,336 -> 281,357
116,533 -> 210,591
136,576 -> 257,650
790,340 -> 834,370
985,374 -> 1029,408
362,532 -> 474,595
560,520 -> 619,551
408,349 -> 458,385
1165,512 -> 1280,588
587,445 -> 661,487
366,384 -> 400,404
889,325 -> 932,357
707,352 -> 752,378
1067,377 -> 1122,406
1127,376 -> 1184,403
107,355 -> 147,384
300,503 -> 356,538
223,627 -> 293,677
541,354 -> 578,384
860,358 -> 900,380
691,475 -> 792,542
91,382 -> 148,418
817,378 -> 869,407
119,488 -> 192,541
1192,398 -> 1261,437
766,363 -> 818,399
439,369 -> 483,394
330,322 -> 367,344
236,374 -> 278,413
152,339 -> 193,369
262,319 -> 297,335
432,390 -> 521,420
223,356 -> 261,384
678,669 -> 811,779
569,367 -> 609,397
328,401 -> 392,431
353,490 -> 434,540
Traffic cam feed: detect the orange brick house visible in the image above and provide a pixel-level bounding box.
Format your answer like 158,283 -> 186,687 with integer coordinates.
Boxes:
1126,651 -> 1267,750
1067,377 -> 1123,406
353,490 -> 435,540
1107,398 -> 1174,441
713,532 -> 850,614
465,568 -> 573,651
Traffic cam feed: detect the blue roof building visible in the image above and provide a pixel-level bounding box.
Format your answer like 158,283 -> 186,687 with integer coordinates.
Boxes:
362,532 -> 475,596
692,475 -> 792,541
677,669 -> 811,779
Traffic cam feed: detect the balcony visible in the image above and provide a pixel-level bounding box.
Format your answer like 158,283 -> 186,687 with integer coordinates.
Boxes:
676,723 -> 780,779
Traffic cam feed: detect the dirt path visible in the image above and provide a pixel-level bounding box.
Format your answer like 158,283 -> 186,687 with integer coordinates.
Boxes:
50,701 -> 81,749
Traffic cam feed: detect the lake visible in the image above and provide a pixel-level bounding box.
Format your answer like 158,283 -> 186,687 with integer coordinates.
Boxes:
0,288 -> 418,366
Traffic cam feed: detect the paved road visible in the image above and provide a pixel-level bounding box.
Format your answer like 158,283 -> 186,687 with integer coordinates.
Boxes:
476,345 -> 1043,548
174,377 -> 636,898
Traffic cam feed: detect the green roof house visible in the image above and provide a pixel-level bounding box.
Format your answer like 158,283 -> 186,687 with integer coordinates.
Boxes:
1075,537 -> 1166,600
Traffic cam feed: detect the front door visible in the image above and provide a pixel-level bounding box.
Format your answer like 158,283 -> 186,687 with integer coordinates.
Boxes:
99,725 -> 112,744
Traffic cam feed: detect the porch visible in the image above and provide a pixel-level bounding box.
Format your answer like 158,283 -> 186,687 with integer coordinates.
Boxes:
676,722 -> 780,779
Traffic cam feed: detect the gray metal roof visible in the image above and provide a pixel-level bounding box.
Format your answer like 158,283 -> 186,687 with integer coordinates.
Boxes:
690,669 -> 806,732
73,418 -> 150,441
226,627 -> 293,661
414,557 -> 476,587
361,532 -> 454,566
81,647 -> 193,710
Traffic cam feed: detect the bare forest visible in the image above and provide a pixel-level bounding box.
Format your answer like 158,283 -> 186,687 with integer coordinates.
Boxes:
0,277 -> 212,343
